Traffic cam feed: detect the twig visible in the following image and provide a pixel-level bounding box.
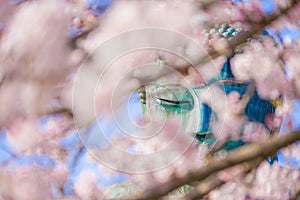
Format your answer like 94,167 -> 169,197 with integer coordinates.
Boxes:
134,129 -> 300,199
182,157 -> 264,200
145,0 -> 300,85
69,27 -> 95,49
290,185 -> 300,200
181,0 -> 300,73
43,107 -> 73,117
199,0 -> 221,10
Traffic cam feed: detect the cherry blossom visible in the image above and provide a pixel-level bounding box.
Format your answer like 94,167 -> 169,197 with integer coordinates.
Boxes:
1,0 -> 300,199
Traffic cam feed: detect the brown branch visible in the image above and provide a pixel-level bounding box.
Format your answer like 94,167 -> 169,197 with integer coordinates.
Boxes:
291,185 -> 300,200
199,0 -> 222,10
43,107 -> 73,117
69,27 -> 95,49
134,129 -> 300,199
182,157 -> 264,200
182,0 -> 300,73
184,173 -> 224,200
150,0 -> 300,84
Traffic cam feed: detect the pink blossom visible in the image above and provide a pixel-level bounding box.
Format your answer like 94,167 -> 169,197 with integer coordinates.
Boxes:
231,36 -> 293,100
6,117 -> 41,152
74,170 -> 104,200
0,0 -> 14,23
242,122 -> 270,142
0,166 -> 53,200
199,85 -> 247,141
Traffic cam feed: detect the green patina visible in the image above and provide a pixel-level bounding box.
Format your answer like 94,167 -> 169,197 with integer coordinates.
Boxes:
141,58 -> 276,151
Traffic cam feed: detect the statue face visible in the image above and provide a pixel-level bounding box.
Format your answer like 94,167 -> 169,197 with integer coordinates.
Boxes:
139,59 -> 276,150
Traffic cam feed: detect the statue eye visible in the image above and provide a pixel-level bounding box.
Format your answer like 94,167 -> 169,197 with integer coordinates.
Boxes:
152,85 -> 195,112
157,98 -> 192,105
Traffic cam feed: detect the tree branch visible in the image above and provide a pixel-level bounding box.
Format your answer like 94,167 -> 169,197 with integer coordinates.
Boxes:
43,107 -> 73,117
199,0 -> 221,10
134,129 -> 300,199
291,185 -> 300,200
149,0 -> 300,84
182,157 -> 264,200
184,0 -> 300,72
